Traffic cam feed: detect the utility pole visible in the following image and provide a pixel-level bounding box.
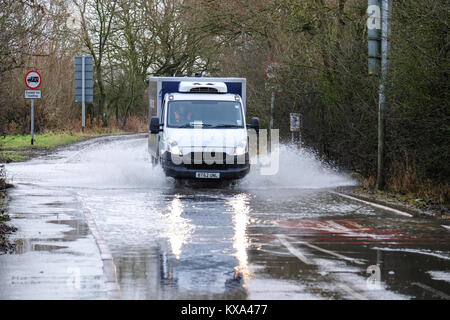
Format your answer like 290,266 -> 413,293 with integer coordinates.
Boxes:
377,0 -> 392,190
368,0 -> 391,190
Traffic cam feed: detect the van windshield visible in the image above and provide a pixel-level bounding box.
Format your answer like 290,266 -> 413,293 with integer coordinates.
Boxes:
167,101 -> 244,128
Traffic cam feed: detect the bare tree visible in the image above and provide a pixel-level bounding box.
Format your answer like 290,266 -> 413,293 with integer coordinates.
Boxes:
72,0 -> 118,126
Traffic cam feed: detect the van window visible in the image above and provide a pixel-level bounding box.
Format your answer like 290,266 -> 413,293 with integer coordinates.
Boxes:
167,101 -> 244,128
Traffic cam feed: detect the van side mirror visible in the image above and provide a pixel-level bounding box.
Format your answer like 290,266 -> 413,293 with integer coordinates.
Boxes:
249,117 -> 259,134
150,117 -> 162,133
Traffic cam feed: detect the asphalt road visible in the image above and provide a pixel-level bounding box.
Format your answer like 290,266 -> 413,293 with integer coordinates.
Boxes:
0,134 -> 449,300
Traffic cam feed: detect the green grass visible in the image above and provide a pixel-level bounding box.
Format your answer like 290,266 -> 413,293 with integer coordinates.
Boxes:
0,133 -> 95,151
0,131 -> 131,163
0,151 -> 34,163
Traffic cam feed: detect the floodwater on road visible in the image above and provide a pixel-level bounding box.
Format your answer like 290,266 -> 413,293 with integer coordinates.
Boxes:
1,134 -> 449,300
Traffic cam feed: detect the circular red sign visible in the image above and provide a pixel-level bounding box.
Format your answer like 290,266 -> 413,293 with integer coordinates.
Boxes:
264,61 -> 278,79
25,70 -> 42,90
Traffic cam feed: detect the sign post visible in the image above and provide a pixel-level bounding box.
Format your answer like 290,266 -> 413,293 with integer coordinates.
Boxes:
290,113 -> 301,144
265,61 -> 281,132
265,61 -> 282,153
25,70 -> 42,145
75,56 -> 94,133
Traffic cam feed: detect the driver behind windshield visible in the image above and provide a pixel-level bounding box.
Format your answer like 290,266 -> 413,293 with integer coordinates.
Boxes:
172,104 -> 191,124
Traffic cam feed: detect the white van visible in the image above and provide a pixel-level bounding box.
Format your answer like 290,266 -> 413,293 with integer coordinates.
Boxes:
148,77 -> 259,180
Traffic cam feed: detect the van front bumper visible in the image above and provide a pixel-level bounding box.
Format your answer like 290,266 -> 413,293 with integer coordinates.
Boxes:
161,152 -> 250,180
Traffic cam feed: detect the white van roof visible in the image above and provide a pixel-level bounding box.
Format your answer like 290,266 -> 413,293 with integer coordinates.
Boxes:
178,81 -> 227,93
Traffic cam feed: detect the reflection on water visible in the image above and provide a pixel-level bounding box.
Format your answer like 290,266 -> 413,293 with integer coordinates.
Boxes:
6,135 -> 450,300
163,195 -> 194,259
13,218 -> 89,254
229,193 -> 251,288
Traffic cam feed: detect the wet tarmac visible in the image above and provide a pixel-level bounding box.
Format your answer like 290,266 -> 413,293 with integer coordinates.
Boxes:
0,134 -> 449,299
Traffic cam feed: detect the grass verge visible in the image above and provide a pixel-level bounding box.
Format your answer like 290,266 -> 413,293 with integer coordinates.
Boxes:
0,133 -> 103,151
346,186 -> 450,220
0,131 -> 131,163
0,152 -> 36,163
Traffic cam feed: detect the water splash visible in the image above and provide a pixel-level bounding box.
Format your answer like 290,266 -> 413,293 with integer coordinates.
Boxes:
6,137 -> 168,190
239,144 -> 356,189
6,137 -> 355,190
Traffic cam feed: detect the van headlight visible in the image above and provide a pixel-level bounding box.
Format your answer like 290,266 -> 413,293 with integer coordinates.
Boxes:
234,139 -> 247,156
168,140 -> 182,156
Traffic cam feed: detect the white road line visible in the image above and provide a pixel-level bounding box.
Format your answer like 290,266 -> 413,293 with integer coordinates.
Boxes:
276,235 -> 370,300
372,247 -> 450,261
301,242 -> 366,265
345,221 -> 369,231
326,220 -> 350,231
77,195 -> 122,300
337,283 -> 369,300
330,191 -> 413,217
412,282 -> 450,300
277,235 -> 313,265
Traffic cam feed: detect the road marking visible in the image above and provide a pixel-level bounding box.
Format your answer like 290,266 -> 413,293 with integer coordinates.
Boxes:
342,220 -> 369,231
411,282 -> 450,300
77,195 -> 122,300
277,235 -> 370,300
277,235 -> 313,265
330,191 -> 413,217
301,242 -> 366,265
337,283 -> 369,300
373,247 -> 450,261
326,220 -> 350,232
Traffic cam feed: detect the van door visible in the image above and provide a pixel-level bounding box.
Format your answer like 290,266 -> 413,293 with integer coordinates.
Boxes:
148,98 -> 165,159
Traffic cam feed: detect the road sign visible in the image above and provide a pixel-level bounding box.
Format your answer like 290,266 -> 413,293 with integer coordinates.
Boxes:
290,113 -> 301,132
75,56 -> 94,133
74,56 -> 94,104
25,90 -> 41,99
264,61 -> 281,80
25,70 -> 42,145
25,70 -> 42,90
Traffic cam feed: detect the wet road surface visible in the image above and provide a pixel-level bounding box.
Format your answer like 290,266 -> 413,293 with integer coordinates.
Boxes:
1,134 -> 449,299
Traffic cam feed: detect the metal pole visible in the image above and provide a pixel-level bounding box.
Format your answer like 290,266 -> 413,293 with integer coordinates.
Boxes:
82,56 -> 85,133
270,91 -> 275,131
269,91 -> 275,153
376,0 -> 391,190
30,99 -> 34,145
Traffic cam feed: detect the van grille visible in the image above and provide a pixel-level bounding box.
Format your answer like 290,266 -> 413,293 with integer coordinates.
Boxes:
168,152 -> 248,169
189,87 -> 219,93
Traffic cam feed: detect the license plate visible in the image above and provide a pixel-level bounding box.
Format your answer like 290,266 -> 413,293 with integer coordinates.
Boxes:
195,172 -> 220,179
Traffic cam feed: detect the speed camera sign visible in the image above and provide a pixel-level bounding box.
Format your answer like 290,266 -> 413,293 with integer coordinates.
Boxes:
25,70 -> 42,90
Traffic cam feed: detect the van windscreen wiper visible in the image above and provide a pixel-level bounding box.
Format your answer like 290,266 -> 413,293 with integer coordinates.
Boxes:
177,123 -> 213,128
213,124 -> 243,128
